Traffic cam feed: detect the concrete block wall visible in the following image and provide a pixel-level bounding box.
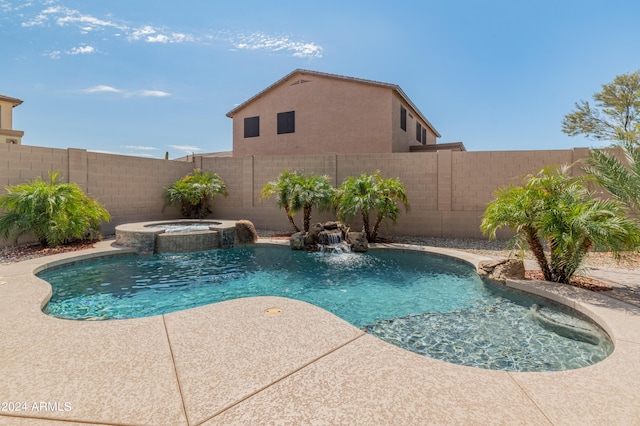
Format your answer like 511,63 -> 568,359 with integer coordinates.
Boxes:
85,152 -> 196,235
0,144 -> 595,246
0,144 -> 68,185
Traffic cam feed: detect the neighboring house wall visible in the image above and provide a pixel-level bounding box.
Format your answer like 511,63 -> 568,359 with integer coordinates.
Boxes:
229,70 -> 439,157
391,94 -> 437,153
0,143 -> 591,247
0,95 -> 24,145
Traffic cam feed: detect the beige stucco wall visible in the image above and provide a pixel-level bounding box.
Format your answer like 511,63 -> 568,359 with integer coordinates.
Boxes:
0,143 -> 593,247
231,72 -> 438,157
0,100 -> 23,144
0,100 -> 13,130
391,94 -> 437,153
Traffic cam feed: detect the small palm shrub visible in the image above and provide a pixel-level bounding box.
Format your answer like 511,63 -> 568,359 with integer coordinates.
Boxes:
334,171 -> 409,242
260,170 -> 334,233
481,165 -> 640,284
0,172 -> 110,247
164,169 -> 227,219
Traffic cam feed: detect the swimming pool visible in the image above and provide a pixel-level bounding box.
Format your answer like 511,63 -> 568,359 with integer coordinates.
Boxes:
38,245 -> 613,371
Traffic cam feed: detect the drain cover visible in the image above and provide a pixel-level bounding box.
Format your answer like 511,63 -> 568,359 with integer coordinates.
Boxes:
265,308 -> 283,316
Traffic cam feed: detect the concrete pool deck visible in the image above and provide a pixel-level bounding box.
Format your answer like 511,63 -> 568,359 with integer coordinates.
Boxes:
1,240 -> 639,425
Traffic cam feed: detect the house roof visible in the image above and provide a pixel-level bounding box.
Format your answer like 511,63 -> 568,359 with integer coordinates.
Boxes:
0,94 -> 23,107
410,142 -> 467,152
226,69 -> 441,138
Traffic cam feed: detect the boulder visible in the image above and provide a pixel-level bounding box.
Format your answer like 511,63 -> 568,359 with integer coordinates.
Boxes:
235,220 -> 258,245
347,232 -> 369,252
322,221 -> 340,230
306,223 -> 325,245
289,232 -> 306,250
318,230 -> 342,245
477,259 -> 525,282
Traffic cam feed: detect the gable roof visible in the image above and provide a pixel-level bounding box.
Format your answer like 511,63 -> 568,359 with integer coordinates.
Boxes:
0,94 -> 23,107
226,69 -> 440,137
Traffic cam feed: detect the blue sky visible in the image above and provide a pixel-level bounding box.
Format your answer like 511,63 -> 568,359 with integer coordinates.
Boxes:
2,0 -> 639,159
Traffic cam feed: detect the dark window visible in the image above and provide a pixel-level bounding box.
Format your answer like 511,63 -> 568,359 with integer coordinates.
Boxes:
400,105 -> 406,131
421,127 -> 427,145
416,122 -> 422,142
277,111 -> 295,134
244,116 -> 260,138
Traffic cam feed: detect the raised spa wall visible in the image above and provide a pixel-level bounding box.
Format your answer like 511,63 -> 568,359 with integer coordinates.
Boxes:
115,220 -> 238,254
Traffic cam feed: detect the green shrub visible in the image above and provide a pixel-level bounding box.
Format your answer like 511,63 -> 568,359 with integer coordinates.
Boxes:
164,169 -> 227,218
259,170 -> 334,233
481,165 -> 640,284
0,172 -> 110,247
334,171 -> 409,242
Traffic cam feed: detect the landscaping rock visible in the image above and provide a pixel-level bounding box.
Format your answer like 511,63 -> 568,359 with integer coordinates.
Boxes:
347,232 -> 369,252
323,221 -> 340,230
478,259 -> 525,281
290,232 -> 306,250
235,220 -> 258,245
306,223 -> 325,246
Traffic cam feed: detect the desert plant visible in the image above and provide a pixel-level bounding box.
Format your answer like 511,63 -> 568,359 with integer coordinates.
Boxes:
289,173 -> 334,233
260,171 -> 334,232
0,171 -> 110,247
259,170 -> 302,232
334,171 -> 409,242
481,165 -> 640,284
164,169 -> 227,218
583,139 -> 640,218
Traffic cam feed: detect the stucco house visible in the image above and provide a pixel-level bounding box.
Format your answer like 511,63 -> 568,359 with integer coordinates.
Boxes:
0,94 -> 24,145
227,69 -> 461,157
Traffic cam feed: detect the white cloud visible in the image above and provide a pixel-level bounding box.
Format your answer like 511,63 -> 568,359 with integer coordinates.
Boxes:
123,145 -> 159,151
19,3 -> 323,59
69,45 -> 95,55
24,5 -> 127,32
231,32 -> 323,58
80,85 -> 172,98
169,145 -> 203,154
45,50 -> 61,59
138,90 -> 171,97
129,25 -> 194,44
129,25 -> 156,40
45,44 -> 96,59
82,85 -> 123,94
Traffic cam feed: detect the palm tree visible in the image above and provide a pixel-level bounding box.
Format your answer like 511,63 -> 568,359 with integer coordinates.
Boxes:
481,165 -> 640,284
290,173 -> 334,233
164,169 -> 227,218
163,179 -> 193,217
583,139 -> 640,219
0,171 -> 110,247
260,171 -> 334,233
260,170 -> 302,232
334,171 -> 409,242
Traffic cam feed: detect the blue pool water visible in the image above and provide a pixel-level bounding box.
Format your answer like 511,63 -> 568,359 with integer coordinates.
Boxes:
39,246 -> 613,371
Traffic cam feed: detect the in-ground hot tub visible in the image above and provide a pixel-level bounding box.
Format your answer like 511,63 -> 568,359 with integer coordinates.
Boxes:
115,220 -> 237,254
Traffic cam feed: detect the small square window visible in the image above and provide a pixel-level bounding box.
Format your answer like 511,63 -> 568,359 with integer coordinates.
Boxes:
277,111 -> 295,134
244,116 -> 260,138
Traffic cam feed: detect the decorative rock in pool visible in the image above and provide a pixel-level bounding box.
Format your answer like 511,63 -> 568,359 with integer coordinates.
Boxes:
289,221 -> 367,252
115,219 -> 239,254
